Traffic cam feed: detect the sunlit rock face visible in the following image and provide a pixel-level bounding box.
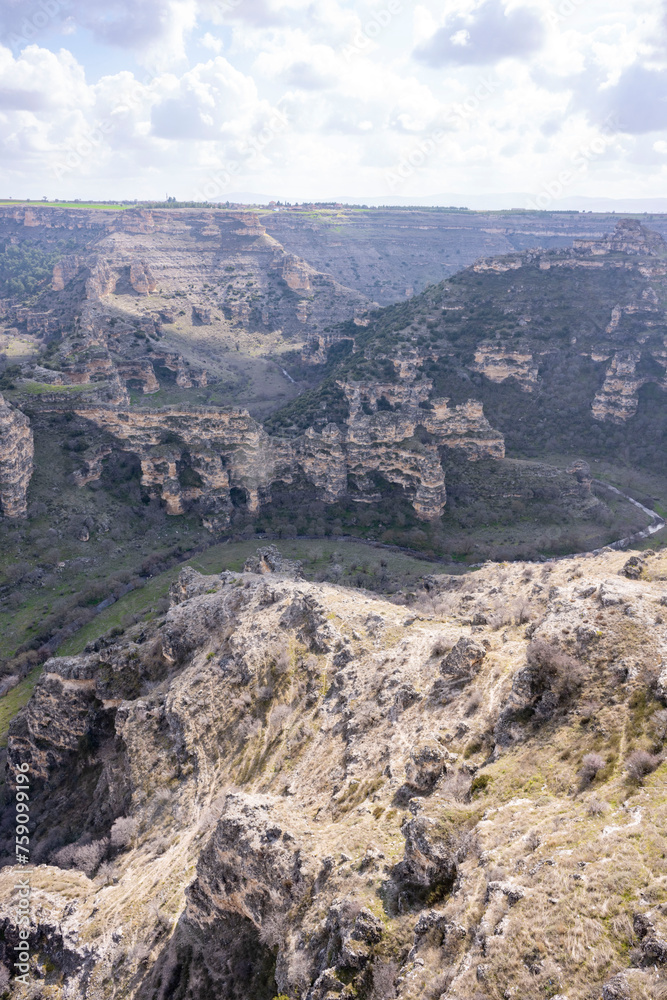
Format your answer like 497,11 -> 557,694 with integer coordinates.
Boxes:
0,393 -> 33,518
73,381 -> 504,526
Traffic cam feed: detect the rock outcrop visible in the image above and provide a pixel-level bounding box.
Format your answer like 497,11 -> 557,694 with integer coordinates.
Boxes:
2,548 -> 666,999
592,349 -> 667,422
69,376 -> 503,526
0,393 -> 33,517
574,218 -> 667,256
129,258 -> 157,295
471,341 -> 539,391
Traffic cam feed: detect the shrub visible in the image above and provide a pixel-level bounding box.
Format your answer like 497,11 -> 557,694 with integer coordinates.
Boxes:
525,830 -> 541,852
579,752 -> 605,784
526,639 -> 586,701
73,838 -> 109,875
110,816 -> 138,849
625,750 -> 662,782
370,960 -> 398,999
587,795 -> 609,816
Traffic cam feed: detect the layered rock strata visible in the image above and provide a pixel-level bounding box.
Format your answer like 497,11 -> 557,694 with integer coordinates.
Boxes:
0,393 -> 33,517
72,379 -> 503,525
592,350 -> 651,423
471,342 -> 539,391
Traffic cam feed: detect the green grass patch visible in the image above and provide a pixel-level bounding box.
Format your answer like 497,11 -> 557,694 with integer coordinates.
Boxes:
17,381 -> 95,395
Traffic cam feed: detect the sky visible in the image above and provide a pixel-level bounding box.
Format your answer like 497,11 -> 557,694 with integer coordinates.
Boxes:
0,0 -> 665,206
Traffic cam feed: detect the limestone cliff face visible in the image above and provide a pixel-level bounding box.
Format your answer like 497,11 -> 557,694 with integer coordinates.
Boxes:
72,377 -> 503,524
0,393 -> 33,517
3,550 -> 667,1000
574,218 -> 666,256
471,342 -> 539,391
591,349 -> 667,423
129,258 -> 157,295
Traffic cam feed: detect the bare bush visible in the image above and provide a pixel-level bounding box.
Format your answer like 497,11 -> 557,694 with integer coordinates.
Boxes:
579,753 -> 606,785
51,843 -> 77,868
625,749 -> 662,782
269,704 -> 293,731
73,838 -> 109,875
439,770 -> 472,802
465,691 -> 482,716
431,637 -> 452,658
525,830 -> 541,852
96,862 -> 116,885
587,795 -> 609,817
273,644 -> 291,675
148,899 -> 172,933
53,838 -> 109,875
526,639 -> 586,701
258,913 -> 288,948
110,816 -> 138,849
287,950 -> 312,994
425,969 -> 455,999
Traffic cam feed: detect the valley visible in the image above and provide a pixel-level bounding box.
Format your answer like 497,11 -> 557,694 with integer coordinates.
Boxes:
0,205 -> 665,1000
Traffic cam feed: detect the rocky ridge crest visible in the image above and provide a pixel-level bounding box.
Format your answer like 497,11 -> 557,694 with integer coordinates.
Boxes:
1,547 -> 666,999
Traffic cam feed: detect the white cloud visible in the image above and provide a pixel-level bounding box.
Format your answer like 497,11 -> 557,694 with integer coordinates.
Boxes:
200,31 -> 223,52
0,0 -> 665,202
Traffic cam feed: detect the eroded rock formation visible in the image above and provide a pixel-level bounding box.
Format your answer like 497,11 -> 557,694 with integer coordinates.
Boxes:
2,549 -> 666,999
70,376 -> 503,526
0,393 -> 33,517
471,342 -> 539,391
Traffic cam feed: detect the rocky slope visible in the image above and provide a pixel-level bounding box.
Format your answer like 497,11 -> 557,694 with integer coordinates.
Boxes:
0,206 -> 372,415
1,546 -> 666,999
0,392 -> 33,518
272,220 -> 667,475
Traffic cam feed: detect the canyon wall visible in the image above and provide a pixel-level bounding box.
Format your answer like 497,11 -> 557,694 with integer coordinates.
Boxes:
0,393 -> 34,518
71,378 -> 503,526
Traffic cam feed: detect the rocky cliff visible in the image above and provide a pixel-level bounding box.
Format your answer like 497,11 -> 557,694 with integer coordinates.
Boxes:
0,392 -> 33,518
272,219 -> 667,475
69,375 -> 503,526
0,205 -> 372,419
2,547 -> 666,999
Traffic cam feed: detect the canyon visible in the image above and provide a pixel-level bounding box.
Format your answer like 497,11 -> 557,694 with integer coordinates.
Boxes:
0,213 -> 665,546
0,206 -> 666,1000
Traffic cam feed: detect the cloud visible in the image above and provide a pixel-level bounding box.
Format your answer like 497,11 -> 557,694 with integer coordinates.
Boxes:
414,0 -> 545,67
200,30 -> 222,52
588,64 -> 667,135
149,56 -> 264,139
282,60 -> 336,91
0,86 -> 51,111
